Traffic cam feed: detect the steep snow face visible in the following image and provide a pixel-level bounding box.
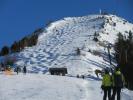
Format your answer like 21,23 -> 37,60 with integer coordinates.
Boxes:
15,14 -> 133,75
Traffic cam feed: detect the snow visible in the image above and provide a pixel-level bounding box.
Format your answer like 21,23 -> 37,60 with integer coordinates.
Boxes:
13,14 -> 133,75
0,74 -> 132,100
1,14 -> 133,100
0,74 -> 90,100
100,15 -> 133,44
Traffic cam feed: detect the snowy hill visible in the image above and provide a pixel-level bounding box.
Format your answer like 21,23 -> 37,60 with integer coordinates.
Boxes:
14,14 -> 133,75
0,74 -> 132,100
1,14 -> 133,100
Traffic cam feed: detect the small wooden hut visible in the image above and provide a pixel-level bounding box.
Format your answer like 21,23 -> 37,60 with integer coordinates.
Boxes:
49,68 -> 67,76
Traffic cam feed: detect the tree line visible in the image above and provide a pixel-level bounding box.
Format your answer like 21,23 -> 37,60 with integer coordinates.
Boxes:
114,30 -> 133,90
0,28 -> 43,56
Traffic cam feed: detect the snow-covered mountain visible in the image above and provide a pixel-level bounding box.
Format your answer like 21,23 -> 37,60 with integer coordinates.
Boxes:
1,14 -> 133,100
14,14 -> 133,75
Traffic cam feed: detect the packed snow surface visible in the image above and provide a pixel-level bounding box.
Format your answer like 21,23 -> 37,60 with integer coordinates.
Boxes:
0,74 -> 132,100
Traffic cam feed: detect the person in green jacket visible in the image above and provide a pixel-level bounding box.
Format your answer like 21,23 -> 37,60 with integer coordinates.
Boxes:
101,68 -> 112,100
111,67 -> 124,100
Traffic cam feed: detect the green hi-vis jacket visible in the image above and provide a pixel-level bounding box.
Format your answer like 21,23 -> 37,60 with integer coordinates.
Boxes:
102,74 -> 112,87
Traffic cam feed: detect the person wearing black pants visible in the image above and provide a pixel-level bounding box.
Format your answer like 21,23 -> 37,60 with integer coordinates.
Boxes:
101,69 -> 112,100
111,67 -> 123,100
103,87 -> 111,100
111,87 -> 121,100
23,66 -> 27,75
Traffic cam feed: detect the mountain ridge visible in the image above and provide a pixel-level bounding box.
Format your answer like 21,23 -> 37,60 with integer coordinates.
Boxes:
13,14 -> 133,75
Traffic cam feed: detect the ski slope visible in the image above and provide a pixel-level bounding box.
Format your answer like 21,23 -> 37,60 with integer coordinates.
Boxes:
13,14 -> 133,76
0,74 -> 132,100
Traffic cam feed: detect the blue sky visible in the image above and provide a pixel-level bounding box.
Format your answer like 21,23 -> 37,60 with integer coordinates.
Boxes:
0,0 -> 133,49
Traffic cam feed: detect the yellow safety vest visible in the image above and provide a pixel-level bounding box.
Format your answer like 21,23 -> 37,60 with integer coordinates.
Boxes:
102,74 -> 112,87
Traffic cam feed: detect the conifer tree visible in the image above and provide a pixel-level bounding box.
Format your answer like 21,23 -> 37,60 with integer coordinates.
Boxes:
115,32 -> 133,89
0,46 -> 9,56
11,41 -> 20,53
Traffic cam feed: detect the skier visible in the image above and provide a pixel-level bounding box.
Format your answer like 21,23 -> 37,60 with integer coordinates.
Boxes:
1,62 -> 5,71
76,48 -> 80,55
76,74 -> 79,78
0,63 -> 2,71
111,67 -> 124,100
23,66 -> 27,75
101,68 -> 112,100
81,75 -> 85,79
16,66 -> 20,75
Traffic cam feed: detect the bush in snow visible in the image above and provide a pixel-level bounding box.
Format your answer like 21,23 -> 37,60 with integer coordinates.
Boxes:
93,37 -> 99,42
101,23 -> 105,28
113,22 -> 116,27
